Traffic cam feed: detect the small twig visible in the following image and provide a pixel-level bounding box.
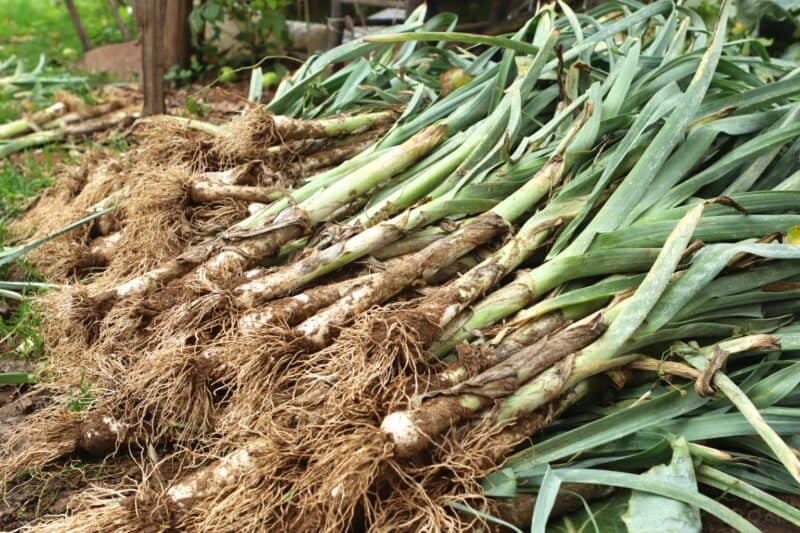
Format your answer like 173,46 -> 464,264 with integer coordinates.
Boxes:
64,0 -> 92,51
107,0 -> 131,39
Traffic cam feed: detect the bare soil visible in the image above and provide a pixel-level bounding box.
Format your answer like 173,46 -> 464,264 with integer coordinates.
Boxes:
0,453 -> 141,531
79,40 -> 142,80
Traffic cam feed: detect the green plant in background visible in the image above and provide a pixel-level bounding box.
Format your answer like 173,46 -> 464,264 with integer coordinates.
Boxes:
686,0 -> 800,55
0,151 -> 54,235
181,94 -> 213,117
0,1 -> 135,397
0,298 -> 45,357
0,208 -> 110,385
0,0 -> 132,145
66,370 -> 94,412
736,0 -> 800,35
0,151 -> 58,364
0,54 -> 95,124
0,55 -> 87,91
188,0 -> 293,80
0,0 -> 135,66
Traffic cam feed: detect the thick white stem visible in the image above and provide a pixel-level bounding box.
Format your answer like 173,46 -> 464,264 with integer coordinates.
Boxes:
380,412 -> 426,459
166,448 -> 256,509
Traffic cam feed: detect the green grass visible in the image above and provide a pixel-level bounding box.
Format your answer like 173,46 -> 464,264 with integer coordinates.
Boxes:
0,150 -> 57,363
0,0 -> 136,65
0,0 -> 134,233
0,299 -> 44,359
0,0 -> 136,139
0,149 -> 57,226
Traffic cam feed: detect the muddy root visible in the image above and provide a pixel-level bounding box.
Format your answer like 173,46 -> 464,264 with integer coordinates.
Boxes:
0,405 -> 82,481
133,116 -> 219,171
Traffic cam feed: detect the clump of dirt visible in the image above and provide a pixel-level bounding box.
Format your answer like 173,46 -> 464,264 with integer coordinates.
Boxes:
79,41 -> 142,80
0,455 -> 142,531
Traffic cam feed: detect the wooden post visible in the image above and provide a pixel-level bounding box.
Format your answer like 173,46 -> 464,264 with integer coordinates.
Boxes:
64,0 -> 91,52
137,0 -> 166,116
164,0 -> 193,69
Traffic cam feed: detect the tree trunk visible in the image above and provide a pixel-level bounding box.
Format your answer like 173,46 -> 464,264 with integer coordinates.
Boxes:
164,0 -> 193,69
136,0 -> 166,116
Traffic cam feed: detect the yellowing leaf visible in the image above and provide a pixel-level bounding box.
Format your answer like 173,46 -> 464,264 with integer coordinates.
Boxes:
787,225 -> 800,245
439,68 -> 472,96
